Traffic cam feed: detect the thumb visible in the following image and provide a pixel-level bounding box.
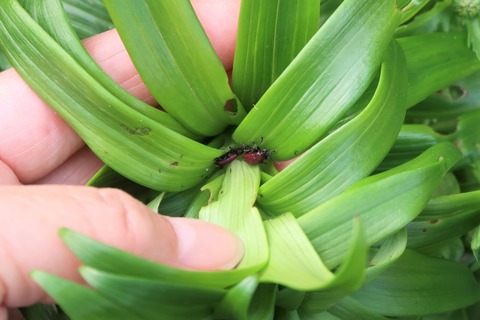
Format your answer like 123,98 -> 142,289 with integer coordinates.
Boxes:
0,185 -> 243,308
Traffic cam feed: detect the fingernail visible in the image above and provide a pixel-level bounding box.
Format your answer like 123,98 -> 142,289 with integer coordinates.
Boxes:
169,218 -> 244,271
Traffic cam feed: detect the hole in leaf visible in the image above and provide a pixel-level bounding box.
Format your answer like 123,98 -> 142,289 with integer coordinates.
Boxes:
224,98 -> 238,115
435,85 -> 467,100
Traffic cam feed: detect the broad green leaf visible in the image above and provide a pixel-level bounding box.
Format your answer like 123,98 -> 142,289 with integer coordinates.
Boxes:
0,0 -> 221,192
276,289 -> 305,311
215,276 -> 276,320
325,296 -> 388,320
395,0 -> 453,37
298,142 -> 463,268
80,267 -> 225,319
257,41 -> 407,217
407,70 -> 480,122
407,191 -> 480,248
200,160 -> 269,271
20,0 -> 197,139
60,228 -> 260,288
398,32 -> 480,108
232,0 -> 320,109
454,110 -> 480,172
214,276 -> 259,320
260,213 -> 334,290
233,0 -> 402,160
351,249 -> 480,317
399,0 -> 433,23
376,124 -> 450,171
103,0 -> 245,136
365,228 -> 407,282
61,0 -> 113,39
297,218 -> 367,312
32,272 -> 142,320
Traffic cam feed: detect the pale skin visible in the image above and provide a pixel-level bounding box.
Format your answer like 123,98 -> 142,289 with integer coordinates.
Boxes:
0,1 -> 244,319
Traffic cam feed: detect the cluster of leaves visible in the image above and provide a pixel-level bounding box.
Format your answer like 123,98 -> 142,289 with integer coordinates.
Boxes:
2,0 -> 480,319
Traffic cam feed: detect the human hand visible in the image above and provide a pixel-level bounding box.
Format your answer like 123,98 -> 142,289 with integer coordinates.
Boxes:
0,1 -> 242,318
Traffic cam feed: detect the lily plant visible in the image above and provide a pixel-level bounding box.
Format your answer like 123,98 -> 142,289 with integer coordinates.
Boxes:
2,0 -> 480,319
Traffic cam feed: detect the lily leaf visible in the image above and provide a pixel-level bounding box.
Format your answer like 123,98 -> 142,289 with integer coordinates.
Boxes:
61,0 -> 113,39
408,191 -> 480,248
103,0 -> 245,136
257,41 -> 407,217
232,0 -> 320,109
298,142 -> 463,268
0,0 -> 221,192
399,32 -> 480,108
233,0 -> 402,160
351,249 -> 480,317
80,266 -> 225,320
200,160 -> 269,271
296,218 -> 368,313
32,272 -> 142,320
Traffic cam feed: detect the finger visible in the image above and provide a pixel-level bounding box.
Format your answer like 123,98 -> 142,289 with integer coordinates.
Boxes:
191,0 -> 240,70
0,160 -> 20,185
0,0 -> 240,184
0,185 -> 243,308
33,147 -> 104,185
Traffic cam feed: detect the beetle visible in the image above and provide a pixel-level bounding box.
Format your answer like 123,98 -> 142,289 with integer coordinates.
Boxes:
214,148 -> 243,167
242,147 -> 270,165
214,139 -> 270,167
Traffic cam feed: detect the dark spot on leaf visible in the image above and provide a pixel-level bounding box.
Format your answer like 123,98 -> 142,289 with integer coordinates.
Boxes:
170,161 -> 179,168
429,219 -> 439,224
224,98 -> 238,115
422,227 -> 428,233
120,124 -> 151,136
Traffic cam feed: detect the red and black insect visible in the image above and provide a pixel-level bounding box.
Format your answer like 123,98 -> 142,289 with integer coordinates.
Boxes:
213,148 -> 244,167
242,147 -> 270,165
214,142 -> 271,167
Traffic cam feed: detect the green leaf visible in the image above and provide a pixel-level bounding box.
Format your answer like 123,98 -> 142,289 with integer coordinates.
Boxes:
298,142 -> 463,268
297,218 -> 368,313
61,0 -> 113,39
398,32 -> 480,108
407,70 -> 480,123
60,228 -> 260,288
376,124 -> 450,171
351,249 -> 480,317
325,296 -> 388,320
399,0 -> 432,23
232,0 -> 320,109
466,16 -> 480,60
395,0 -> 453,37
0,0 -> 221,192
80,266 -> 225,320
20,0 -> 197,139
260,213 -> 334,290
214,276 -> 276,320
407,191 -> 480,248
257,41 -> 407,217
32,272 -> 142,320
200,160 -> 269,271
470,224 -> 480,260
233,0 -> 402,160
103,0 -> 245,136
365,228 -> 407,282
